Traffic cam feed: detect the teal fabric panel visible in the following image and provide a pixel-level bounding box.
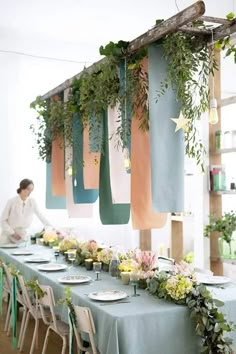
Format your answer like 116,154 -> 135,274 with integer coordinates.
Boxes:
99,110 -> 130,224
46,163 -> 66,209
148,44 -> 184,212
72,113 -> 98,204
88,114 -> 104,153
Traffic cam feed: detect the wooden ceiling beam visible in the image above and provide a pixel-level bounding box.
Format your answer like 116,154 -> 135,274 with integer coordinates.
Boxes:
199,16 -> 229,25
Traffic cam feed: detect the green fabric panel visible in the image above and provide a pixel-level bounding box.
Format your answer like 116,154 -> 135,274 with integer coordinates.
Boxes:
72,113 -> 98,204
11,276 -> 17,348
46,163 -> 66,209
99,110 -> 130,225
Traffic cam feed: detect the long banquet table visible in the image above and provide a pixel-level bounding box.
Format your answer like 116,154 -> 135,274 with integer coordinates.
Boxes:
0,244 -> 236,354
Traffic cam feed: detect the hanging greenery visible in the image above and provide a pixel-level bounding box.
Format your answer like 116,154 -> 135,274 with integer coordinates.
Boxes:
215,13 -> 236,62
156,28 -> 217,172
30,94 -> 73,161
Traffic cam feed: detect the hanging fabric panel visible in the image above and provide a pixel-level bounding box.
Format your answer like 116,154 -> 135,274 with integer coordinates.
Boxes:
148,44 -> 184,212
46,163 -> 66,209
72,113 -> 98,204
51,135 -> 66,196
108,105 -> 130,204
65,145 -> 93,218
131,57 -> 167,230
99,110 -> 130,225
83,125 -> 100,190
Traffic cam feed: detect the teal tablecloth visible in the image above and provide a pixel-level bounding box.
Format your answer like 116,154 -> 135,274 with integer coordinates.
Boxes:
0,246 -> 236,354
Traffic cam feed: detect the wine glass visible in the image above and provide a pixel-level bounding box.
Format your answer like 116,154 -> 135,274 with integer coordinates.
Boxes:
93,262 -> 102,281
53,247 -> 60,262
67,250 -> 77,272
129,272 -> 140,297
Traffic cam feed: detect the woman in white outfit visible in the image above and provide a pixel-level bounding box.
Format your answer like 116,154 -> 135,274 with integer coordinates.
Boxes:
0,179 -> 51,244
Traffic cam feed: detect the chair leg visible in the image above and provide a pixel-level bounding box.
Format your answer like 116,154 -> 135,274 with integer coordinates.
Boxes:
42,326 -> 51,354
20,311 -> 30,352
18,307 -> 27,348
4,296 -> 11,332
61,335 -> 67,354
30,318 -> 38,354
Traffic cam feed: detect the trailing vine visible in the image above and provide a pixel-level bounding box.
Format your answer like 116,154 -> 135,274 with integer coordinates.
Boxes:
157,30 -> 217,172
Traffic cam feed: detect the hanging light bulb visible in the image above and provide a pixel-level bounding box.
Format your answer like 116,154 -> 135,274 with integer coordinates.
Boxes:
209,29 -> 219,125
209,98 -> 219,125
67,166 -> 73,176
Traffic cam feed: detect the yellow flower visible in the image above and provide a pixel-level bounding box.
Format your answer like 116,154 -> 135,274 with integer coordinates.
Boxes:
166,275 -> 193,301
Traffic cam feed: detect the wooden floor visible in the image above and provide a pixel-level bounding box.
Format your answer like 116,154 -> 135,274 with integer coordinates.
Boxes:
0,301 -> 69,354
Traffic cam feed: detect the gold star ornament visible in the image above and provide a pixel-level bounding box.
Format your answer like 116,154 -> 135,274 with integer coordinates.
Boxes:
171,112 -> 190,132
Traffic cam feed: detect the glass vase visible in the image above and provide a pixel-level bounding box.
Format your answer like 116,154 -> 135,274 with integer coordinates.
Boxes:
218,237 -> 236,260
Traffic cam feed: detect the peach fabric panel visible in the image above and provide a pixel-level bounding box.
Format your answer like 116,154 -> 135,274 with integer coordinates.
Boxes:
83,125 -> 100,190
51,135 -> 66,196
131,57 -> 167,229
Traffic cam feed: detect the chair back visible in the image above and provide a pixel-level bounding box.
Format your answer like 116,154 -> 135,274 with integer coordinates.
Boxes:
38,285 -> 58,330
74,305 -> 97,354
2,264 -> 23,304
17,275 -> 34,311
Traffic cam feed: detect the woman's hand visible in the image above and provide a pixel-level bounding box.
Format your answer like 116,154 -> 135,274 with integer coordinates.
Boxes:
13,233 -> 21,240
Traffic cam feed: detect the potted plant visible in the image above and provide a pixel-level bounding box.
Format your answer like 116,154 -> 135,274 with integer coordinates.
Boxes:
204,211 -> 236,259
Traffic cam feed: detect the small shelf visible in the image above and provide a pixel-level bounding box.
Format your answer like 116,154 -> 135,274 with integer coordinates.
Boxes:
210,147 -> 236,155
210,190 -> 236,195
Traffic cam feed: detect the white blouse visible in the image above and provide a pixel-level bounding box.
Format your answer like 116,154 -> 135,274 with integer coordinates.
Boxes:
1,195 -> 50,235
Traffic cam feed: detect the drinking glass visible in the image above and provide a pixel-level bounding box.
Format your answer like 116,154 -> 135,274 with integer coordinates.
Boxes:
129,272 -> 140,297
53,247 -> 60,262
93,262 -> 102,281
67,250 -> 77,271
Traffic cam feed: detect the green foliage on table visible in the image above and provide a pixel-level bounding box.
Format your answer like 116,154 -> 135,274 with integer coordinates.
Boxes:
148,272 -> 235,353
26,279 -> 46,299
204,211 -> 236,244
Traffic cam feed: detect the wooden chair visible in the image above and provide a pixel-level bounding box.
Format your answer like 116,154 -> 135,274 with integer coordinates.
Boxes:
38,285 -> 69,354
18,275 -> 51,354
2,263 -> 11,332
73,305 -> 98,354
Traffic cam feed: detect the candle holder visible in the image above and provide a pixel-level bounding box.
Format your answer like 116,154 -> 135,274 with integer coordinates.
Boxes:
85,259 -> 93,271
120,272 -> 130,285
129,272 -> 140,297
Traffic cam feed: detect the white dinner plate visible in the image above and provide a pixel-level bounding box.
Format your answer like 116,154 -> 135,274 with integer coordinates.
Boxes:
88,290 -> 127,302
0,244 -> 19,249
196,275 -> 231,285
37,263 -> 67,272
25,256 -> 51,263
12,250 -> 33,256
58,275 -> 92,284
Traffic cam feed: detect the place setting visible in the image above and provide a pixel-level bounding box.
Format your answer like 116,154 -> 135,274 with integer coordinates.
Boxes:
88,290 -> 130,306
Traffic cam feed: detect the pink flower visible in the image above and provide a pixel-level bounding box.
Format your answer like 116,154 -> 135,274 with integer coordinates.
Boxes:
88,240 -> 98,253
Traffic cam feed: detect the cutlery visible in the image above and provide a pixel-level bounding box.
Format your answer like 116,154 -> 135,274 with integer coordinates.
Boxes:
99,300 -> 131,306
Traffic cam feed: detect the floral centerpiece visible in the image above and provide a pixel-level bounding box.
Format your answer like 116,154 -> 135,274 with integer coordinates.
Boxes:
59,237 -> 79,253
148,261 -> 235,353
42,229 -> 59,246
97,247 -> 114,271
